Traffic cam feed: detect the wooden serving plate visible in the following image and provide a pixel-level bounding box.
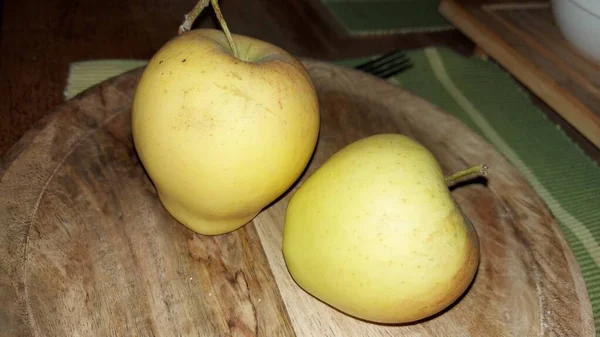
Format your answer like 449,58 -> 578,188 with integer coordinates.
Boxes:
0,60 -> 593,336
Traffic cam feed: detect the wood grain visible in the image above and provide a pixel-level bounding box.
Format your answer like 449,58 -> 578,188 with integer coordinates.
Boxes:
439,0 -> 600,149
0,60 -> 593,336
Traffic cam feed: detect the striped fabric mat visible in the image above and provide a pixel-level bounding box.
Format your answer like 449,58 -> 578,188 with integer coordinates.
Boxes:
65,47 -> 600,334
320,0 -> 453,35
64,60 -> 148,100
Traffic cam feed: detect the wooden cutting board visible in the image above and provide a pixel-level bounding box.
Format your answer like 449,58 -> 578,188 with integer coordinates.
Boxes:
0,60 -> 593,337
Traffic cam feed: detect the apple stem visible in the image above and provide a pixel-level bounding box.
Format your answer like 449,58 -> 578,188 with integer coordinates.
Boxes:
445,164 -> 488,186
178,0 -> 210,36
210,0 -> 239,58
177,0 -> 239,59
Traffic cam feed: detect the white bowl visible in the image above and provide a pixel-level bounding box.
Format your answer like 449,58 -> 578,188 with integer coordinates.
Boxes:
568,0 -> 600,16
551,0 -> 600,63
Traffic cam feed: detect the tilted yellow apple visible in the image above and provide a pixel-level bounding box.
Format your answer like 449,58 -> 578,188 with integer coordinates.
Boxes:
132,24 -> 319,234
282,133 -> 484,324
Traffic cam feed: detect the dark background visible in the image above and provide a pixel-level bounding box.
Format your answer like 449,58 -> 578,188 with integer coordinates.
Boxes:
1,0 -> 597,162
0,0 -> 475,157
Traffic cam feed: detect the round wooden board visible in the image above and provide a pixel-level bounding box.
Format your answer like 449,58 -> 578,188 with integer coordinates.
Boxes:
0,60 -> 594,337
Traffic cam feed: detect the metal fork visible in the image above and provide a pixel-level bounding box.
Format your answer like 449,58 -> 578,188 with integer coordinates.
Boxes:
354,50 -> 413,79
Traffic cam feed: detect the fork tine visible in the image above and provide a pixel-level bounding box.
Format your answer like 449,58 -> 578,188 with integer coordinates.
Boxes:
354,50 -> 413,79
354,50 -> 408,71
361,55 -> 407,74
370,59 -> 413,78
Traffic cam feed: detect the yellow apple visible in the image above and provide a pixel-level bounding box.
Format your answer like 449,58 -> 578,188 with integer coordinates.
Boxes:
132,28 -> 320,235
282,133 -> 480,324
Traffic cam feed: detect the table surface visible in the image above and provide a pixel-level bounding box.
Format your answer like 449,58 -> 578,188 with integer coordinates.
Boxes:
1,0 -> 598,163
0,0 -> 475,158
439,0 -> 600,161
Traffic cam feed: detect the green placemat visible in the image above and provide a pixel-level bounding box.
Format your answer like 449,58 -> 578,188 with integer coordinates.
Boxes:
63,60 -> 148,100
65,47 -> 600,334
320,0 -> 453,35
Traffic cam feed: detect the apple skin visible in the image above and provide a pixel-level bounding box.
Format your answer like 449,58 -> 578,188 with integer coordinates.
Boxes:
282,134 -> 479,324
132,29 -> 320,235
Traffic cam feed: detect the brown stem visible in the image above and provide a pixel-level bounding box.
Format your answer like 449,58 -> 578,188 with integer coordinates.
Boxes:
177,0 -> 239,58
445,164 -> 488,186
178,0 -> 210,35
210,0 -> 239,58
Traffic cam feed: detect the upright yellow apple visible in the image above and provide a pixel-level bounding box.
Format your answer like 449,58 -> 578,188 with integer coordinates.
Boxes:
132,28 -> 319,235
282,134 -> 482,324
